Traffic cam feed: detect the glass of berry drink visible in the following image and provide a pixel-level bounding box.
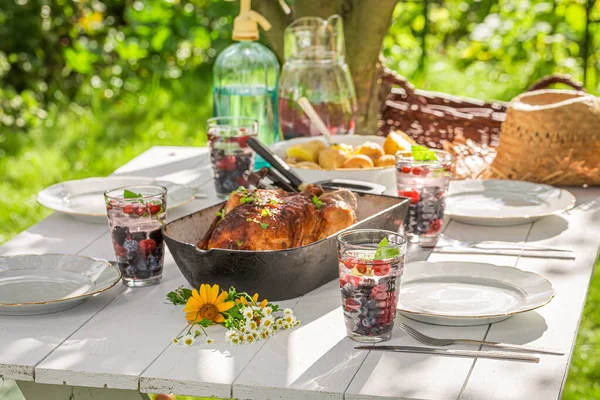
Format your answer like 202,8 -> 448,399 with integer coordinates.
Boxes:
104,185 -> 167,287
207,117 -> 258,197
396,149 -> 453,244
337,229 -> 406,343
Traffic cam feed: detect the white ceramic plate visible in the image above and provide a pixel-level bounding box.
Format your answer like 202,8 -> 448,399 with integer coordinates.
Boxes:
37,176 -> 196,223
0,254 -> 121,316
397,261 -> 554,326
270,136 -> 401,195
446,180 -> 576,226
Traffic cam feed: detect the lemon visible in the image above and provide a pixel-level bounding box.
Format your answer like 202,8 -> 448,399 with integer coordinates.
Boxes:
287,146 -> 318,162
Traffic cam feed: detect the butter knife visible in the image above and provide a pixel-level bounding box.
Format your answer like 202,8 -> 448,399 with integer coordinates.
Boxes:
432,247 -> 576,259
355,345 -> 540,363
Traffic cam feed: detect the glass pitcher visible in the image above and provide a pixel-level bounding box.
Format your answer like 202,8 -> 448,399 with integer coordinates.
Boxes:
279,15 -> 357,140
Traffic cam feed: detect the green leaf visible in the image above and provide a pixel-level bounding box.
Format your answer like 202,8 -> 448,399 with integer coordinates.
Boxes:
260,222 -> 269,229
374,237 -> 400,260
166,286 -> 192,305
411,145 -> 437,161
196,318 -> 212,327
236,239 -> 243,246
124,189 -> 142,199
261,208 -> 272,217
216,209 -> 225,219
240,195 -> 255,204
311,195 -> 324,210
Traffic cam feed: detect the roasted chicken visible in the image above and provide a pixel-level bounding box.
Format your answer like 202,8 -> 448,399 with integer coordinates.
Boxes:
199,186 -> 357,251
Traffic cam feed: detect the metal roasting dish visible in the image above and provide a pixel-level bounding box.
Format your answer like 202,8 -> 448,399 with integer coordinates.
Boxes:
163,137 -> 408,300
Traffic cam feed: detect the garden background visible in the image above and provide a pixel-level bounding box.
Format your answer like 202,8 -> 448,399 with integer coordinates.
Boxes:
1,0 -> 599,398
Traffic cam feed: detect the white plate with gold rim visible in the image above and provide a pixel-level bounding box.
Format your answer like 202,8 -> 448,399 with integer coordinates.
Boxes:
0,254 -> 121,316
446,180 -> 575,226
37,176 -> 196,223
397,261 -> 555,326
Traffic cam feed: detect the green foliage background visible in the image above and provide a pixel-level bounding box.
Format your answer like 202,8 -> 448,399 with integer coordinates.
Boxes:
0,0 -> 599,399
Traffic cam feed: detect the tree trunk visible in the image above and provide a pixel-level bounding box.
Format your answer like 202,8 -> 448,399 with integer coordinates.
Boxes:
253,0 -> 399,135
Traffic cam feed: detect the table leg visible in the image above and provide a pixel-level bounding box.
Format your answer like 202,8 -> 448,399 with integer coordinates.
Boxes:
16,381 -> 151,400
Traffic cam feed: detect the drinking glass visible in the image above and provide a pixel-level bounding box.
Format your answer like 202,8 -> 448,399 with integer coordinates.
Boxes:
396,150 -> 453,243
207,116 -> 258,197
105,185 -> 167,287
337,229 -> 406,343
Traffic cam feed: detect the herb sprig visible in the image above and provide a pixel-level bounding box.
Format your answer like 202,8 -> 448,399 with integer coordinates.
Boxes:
312,195 -> 324,211
373,237 -> 400,260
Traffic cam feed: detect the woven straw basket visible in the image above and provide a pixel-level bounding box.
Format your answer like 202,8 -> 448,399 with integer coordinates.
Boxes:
483,90 -> 600,185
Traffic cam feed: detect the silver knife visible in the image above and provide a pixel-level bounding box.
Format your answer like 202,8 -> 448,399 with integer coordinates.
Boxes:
355,345 -> 540,363
432,247 -> 576,259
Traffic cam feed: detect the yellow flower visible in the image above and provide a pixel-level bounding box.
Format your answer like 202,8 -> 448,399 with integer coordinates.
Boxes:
184,284 -> 234,324
236,293 -> 268,308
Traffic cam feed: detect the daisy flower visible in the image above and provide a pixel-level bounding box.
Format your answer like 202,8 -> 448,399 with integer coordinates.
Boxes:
293,319 -> 301,327
283,308 -> 293,317
275,318 -> 284,328
245,333 -> 255,344
259,328 -> 270,340
230,335 -> 241,345
242,307 -> 254,320
261,315 -> 275,329
245,319 -> 258,331
184,284 -> 234,324
205,337 -> 214,345
172,337 -> 180,345
282,322 -> 291,330
183,335 -> 195,347
284,315 -> 294,324
263,306 -> 273,315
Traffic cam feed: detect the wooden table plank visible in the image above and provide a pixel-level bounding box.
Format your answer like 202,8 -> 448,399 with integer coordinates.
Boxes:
343,220 -> 532,400
459,188 -> 600,400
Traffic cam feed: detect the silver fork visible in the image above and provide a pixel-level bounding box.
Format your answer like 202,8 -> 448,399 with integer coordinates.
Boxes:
421,236 -> 571,252
399,323 -> 564,355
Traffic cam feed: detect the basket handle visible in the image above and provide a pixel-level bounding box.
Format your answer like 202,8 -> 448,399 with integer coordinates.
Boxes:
381,67 -> 427,105
527,74 -> 585,92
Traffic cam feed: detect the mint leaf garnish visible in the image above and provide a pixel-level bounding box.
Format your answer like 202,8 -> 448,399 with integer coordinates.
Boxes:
124,189 -> 142,199
374,237 -> 400,260
411,145 -> 437,161
260,222 -> 269,229
236,240 -> 244,247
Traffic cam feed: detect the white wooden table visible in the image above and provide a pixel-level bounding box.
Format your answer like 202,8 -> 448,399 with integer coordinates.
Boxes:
1,146 -> 599,400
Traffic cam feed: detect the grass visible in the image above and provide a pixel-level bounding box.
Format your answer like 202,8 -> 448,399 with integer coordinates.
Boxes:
0,62 -> 598,399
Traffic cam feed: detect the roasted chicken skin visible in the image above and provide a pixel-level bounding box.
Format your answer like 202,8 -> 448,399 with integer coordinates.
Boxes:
202,186 -> 357,251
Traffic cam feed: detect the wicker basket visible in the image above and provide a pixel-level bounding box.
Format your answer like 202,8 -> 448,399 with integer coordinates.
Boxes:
377,68 -> 599,184
378,68 -> 584,148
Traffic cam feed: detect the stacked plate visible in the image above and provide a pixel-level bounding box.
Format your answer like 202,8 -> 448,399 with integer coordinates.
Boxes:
0,254 -> 121,316
37,176 -> 196,223
445,180 -> 575,226
397,261 -> 555,326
